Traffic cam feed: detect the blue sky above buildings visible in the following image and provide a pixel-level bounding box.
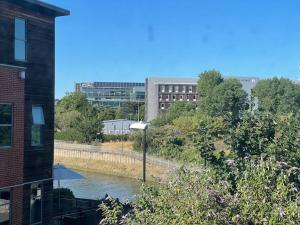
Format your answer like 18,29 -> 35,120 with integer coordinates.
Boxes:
48,0 -> 300,98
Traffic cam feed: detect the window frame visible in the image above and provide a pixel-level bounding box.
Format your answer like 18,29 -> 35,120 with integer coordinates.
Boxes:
30,183 -> 43,225
0,103 -> 13,149
175,85 -> 179,92
31,105 -> 45,147
14,17 -> 27,62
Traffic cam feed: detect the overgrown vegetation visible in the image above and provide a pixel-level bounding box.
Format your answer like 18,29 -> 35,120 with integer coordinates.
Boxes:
99,158 -> 300,224
103,70 -> 300,224
55,92 -> 144,143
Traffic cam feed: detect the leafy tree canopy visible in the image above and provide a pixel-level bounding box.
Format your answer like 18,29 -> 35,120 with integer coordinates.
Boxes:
253,77 -> 300,114
55,92 -> 102,143
151,101 -> 196,126
197,70 -> 223,98
199,78 -> 248,124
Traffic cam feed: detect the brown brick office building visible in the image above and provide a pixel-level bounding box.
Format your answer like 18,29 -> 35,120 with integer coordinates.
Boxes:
0,1 -> 69,224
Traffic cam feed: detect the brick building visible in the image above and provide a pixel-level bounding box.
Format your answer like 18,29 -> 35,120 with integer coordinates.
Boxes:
0,1 -> 69,225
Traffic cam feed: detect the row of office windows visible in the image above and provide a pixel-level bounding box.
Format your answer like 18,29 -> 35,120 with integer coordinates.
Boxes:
0,103 -> 44,148
159,94 -> 197,102
159,85 -> 196,93
0,183 -> 42,225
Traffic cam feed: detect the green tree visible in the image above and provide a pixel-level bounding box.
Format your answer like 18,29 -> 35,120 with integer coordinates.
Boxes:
268,113 -> 300,167
152,101 -> 196,126
97,107 -> 116,121
197,70 -> 223,98
122,102 -> 145,121
253,77 -> 300,114
199,79 -> 248,124
57,92 -> 90,113
55,92 -> 103,143
115,107 -> 126,119
173,115 -> 199,134
227,112 -> 276,159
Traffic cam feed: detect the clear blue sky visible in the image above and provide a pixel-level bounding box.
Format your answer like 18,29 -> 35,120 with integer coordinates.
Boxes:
47,0 -> 300,98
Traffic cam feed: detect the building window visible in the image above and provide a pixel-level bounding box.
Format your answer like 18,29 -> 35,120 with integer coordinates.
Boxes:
180,95 -> 183,101
188,86 -> 193,93
161,103 -> 165,110
173,95 -> 176,101
15,17 -> 27,61
32,106 -> 45,146
0,104 -> 13,148
168,85 -> 173,93
175,85 -> 179,92
0,190 -> 11,225
159,95 -> 162,101
160,85 -> 165,93
30,183 -> 42,225
182,86 -> 186,93
166,95 -> 169,101
193,95 -> 197,101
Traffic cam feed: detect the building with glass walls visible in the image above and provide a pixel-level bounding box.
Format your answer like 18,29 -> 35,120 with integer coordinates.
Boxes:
75,82 -> 145,107
0,1 -> 69,224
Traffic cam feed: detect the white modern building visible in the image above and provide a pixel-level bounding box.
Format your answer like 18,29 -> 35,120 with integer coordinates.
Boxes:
102,119 -> 138,135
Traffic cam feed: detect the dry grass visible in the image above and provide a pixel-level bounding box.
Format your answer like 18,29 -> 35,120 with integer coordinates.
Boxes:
96,141 -> 134,152
55,155 -> 171,182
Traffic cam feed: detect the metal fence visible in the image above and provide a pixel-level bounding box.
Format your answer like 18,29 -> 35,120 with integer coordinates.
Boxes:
54,141 -> 180,172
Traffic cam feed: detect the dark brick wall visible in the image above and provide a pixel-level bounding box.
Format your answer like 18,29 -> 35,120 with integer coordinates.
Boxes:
0,1 -> 66,224
0,65 -> 25,225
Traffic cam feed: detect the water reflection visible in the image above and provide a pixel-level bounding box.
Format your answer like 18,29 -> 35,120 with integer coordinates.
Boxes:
57,170 -> 141,202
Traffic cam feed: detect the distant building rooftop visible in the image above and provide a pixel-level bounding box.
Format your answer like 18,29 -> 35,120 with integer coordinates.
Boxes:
78,82 -> 145,88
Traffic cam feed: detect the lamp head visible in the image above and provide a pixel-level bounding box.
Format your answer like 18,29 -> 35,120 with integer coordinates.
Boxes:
130,122 -> 148,130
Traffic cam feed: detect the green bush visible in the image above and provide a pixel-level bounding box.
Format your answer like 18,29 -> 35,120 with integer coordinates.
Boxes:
55,129 -> 86,143
53,188 -> 75,214
102,134 -> 129,142
101,158 -> 300,224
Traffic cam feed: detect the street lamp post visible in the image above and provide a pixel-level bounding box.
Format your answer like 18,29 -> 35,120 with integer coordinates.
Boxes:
130,122 -> 148,182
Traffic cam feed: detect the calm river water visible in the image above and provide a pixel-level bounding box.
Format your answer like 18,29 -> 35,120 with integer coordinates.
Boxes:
57,170 -> 141,202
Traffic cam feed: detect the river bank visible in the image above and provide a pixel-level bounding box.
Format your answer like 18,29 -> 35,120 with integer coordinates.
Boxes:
54,155 -> 171,182
54,140 -> 179,182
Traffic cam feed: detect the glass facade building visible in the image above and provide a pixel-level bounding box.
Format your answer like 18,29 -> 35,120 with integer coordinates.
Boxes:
75,82 -> 145,107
